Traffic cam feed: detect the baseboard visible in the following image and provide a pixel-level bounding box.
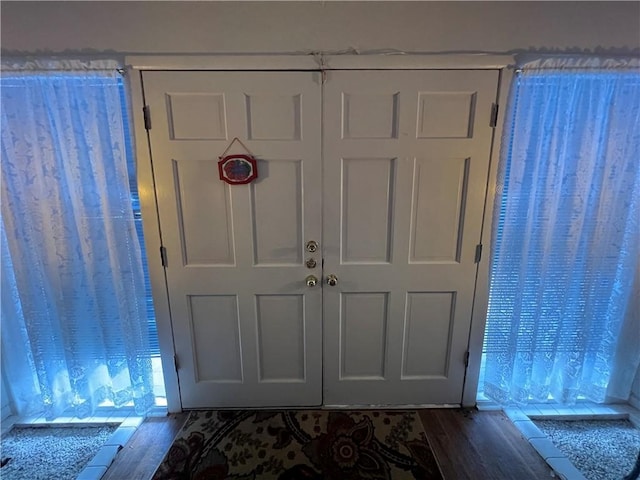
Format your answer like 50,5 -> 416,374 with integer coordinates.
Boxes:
322,404 -> 460,409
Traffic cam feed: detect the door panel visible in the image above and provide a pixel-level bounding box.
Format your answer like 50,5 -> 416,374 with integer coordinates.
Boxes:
142,71 -> 322,408
251,160 -> 303,265
402,292 -> 456,378
322,70 -> 498,405
189,295 -> 242,382
173,159 -> 235,265
255,294 -> 306,382
341,292 -> 389,379
341,158 -> 395,263
410,157 -> 469,263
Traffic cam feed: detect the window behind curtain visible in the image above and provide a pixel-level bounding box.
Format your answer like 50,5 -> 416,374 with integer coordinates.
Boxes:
1,65 -> 162,418
119,81 -> 160,357
481,68 -> 640,405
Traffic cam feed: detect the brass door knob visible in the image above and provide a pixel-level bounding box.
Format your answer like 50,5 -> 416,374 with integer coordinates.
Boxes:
306,275 -> 318,287
326,274 -> 338,286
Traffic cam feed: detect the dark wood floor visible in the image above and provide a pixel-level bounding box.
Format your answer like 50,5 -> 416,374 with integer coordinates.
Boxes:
102,414 -> 188,480
104,409 -> 552,479
419,409 -> 552,479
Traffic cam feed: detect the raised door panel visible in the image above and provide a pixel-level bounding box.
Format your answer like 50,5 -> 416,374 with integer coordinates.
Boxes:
340,293 -> 389,379
341,158 -> 395,264
251,160 -> 303,265
402,292 -> 456,378
410,157 -> 470,264
188,295 -> 242,382
256,294 -> 306,382
167,93 -> 228,140
173,160 -> 235,266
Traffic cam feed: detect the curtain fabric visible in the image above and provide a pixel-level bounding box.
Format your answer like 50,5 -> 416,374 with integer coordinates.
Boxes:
483,66 -> 640,405
0,65 -> 155,419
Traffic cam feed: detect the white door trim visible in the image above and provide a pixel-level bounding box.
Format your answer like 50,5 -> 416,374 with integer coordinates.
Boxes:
125,68 -> 182,412
126,54 -> 514,71
461,66 -> 514,407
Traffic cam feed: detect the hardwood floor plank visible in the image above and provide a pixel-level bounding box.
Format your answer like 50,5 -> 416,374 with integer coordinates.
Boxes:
102,413 -> 187,480
103,409 -> 553,480
420,409 -> 553,480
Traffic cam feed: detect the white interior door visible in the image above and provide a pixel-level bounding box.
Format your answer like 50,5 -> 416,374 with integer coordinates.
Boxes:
142,71 -> 323,408
141,67 -> 499,408
322,70 -> 499,405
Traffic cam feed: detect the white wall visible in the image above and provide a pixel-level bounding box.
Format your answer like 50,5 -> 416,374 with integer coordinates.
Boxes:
1,1 -> 638,56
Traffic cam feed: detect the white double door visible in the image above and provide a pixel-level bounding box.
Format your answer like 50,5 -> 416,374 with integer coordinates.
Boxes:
142,69 -> 498,408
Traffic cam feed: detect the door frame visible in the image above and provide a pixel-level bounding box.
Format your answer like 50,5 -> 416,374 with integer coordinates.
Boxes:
126,54 -> 514,412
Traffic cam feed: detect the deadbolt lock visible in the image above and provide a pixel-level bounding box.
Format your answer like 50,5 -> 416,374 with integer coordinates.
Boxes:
306,275 -> 318,287
306,240 -> 318,253
306,258 -> 317,269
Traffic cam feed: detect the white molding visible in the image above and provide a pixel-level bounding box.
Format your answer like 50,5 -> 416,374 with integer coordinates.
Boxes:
462,67 -> 515,407
126,54 -> 515,72
323,404 -> 460,410
324,54 -> 514,70
125,67 -> 182,413
126,55 -> 319,71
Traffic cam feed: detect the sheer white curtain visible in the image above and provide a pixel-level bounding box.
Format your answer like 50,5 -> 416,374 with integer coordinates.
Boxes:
483,58 -> 640,405
0,60 -> 155,419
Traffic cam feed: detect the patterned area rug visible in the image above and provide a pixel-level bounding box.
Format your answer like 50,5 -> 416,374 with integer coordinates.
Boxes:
153,410 -> 443,479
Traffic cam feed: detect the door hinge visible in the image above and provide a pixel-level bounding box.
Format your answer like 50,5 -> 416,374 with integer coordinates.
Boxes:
474,244 -> 483,263
160,246 -> 168,267
464,351 -> 470,368
490,103 -> 499,128
173,354 -> 179,372
143,105 -> 152,130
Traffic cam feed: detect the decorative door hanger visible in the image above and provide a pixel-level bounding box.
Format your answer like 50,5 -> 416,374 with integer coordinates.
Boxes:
218,137 -> 258,185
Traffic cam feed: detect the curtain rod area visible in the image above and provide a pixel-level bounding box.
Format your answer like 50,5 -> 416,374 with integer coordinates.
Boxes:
513,54 -> 640,72
514,66 -> 640,73
1,56 -> 124,73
